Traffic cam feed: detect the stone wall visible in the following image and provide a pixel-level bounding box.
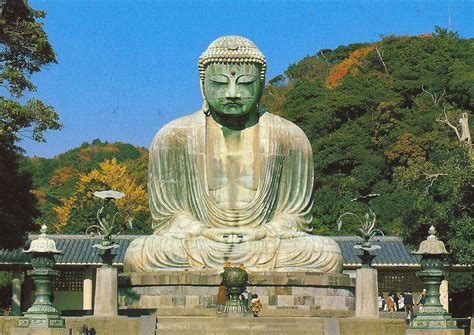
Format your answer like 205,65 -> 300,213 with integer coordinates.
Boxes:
118,270 -> 355,313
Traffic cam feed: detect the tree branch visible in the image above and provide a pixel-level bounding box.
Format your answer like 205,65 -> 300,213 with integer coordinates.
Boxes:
421,85 -> 445,107
436,107 -> 461,140
423,172 -> 448,195
375,46 -> 389,75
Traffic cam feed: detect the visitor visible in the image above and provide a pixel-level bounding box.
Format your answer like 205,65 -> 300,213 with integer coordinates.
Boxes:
378,293 -> 386,311
398,293 -> 405,311
404,290 -> 415,324
216,281 -> 227,313
247,292 -> 254,311
393,292 -> 399,311
416,289 -> 427,311
387,293 -> 396,312
251,294 -> 262,317
241,290 -> 249,307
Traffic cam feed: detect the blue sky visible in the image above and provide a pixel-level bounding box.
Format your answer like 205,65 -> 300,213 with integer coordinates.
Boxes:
23,0 -> 474,157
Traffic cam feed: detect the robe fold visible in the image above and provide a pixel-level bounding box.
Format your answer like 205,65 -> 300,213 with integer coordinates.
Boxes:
124,111 -> 342,272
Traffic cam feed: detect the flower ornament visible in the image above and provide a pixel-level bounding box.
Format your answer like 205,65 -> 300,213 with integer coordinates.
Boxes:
93,190 -> 125,200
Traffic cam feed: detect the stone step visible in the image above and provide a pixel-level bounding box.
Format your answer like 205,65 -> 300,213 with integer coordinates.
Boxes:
157,331 -> 320,335
155,316 -> 325,334
156,322 -> 323,330
157,316 -> 325,323
157,330 -> 320,335
154,307 -> 353,318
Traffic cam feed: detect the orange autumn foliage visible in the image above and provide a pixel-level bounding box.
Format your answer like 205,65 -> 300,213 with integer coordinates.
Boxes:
49,166 -> 78,187
76,144 -> 119,161
325,45 -> 376,88
54,158 -> 148,231
30,189 -> 46,205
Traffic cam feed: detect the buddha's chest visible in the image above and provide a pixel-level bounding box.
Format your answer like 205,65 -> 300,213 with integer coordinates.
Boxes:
205,127 -> 260,207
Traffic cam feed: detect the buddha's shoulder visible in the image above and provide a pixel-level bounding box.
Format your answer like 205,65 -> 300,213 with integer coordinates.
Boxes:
152,111 -> 203,142
262,113 -> 311,145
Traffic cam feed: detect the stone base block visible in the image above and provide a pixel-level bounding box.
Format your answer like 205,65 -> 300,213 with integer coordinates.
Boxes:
119,270 -> 355,314
11,329 -> 68,335
406,329 -> 464,335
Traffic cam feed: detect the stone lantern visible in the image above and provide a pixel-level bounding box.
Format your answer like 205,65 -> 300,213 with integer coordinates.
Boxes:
18,225 -> 65,329
406,226 -> 462,334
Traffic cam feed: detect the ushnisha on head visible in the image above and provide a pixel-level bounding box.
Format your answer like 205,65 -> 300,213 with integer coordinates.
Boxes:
198,35 -> 267,82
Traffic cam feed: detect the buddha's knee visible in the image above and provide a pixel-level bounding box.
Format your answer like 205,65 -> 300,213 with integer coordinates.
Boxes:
123,236 -> 147,272
277,236 -> 342,272
124,235 -> 189,272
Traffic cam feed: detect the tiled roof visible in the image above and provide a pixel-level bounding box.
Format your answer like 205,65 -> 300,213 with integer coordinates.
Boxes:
333,236 -> 421,267
0,235 -> 420,267
0,235 -> 132,266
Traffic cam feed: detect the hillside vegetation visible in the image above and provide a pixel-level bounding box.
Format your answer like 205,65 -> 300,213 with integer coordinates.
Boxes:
21,139 -> 152,234
263,27 -> 473,264
23,28 -> 473,265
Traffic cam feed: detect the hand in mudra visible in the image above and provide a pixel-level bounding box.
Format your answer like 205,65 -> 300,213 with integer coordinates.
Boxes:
203,227 -> 266,243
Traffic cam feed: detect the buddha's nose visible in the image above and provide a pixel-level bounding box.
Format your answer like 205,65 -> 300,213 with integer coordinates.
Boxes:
225,81 -> 241,99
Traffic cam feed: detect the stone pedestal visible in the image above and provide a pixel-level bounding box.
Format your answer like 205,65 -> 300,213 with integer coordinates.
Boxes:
94,266 -> 118,316
119,271 -> 355,314
355,267 -> 379,318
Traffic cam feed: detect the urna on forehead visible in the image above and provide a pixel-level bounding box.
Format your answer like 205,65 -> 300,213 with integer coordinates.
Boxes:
198,36 -> 267,80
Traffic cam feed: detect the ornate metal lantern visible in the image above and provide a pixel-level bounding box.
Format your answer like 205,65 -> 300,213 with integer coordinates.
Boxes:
410,226 -> 459,330
87,190 -> 124,266
221,265 -> 249,313
18,225 -> 65,328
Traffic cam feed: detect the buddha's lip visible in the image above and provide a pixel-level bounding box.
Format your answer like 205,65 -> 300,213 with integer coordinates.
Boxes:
224,102 -> 242,107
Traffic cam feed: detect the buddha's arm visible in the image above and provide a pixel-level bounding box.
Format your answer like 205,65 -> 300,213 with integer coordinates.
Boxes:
160,213 -> 206,239
264,128 -> 315,238
148,127 -> 209,236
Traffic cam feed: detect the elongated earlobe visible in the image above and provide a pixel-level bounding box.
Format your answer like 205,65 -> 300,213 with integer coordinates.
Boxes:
199,79 -> 210,117
202,99 -> 210,117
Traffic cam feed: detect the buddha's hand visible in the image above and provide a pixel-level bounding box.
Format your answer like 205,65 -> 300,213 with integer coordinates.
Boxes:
203,227 -> 266,244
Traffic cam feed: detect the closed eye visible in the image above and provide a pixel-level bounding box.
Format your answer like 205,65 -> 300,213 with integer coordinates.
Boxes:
207,75 -> 229,84
237,75 -> 258,84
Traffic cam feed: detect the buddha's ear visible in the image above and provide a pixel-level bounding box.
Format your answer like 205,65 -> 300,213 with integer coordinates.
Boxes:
256,76 -> 265,101
199,79 -> 210,116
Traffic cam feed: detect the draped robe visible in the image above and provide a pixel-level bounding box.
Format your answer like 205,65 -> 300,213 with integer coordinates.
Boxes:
124,111 -> 342,272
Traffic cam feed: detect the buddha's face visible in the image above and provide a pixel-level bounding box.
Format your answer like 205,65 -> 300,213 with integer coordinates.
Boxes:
203,63 -> 263,116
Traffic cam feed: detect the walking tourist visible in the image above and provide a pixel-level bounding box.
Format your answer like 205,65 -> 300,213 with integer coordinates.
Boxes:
404,290 -> 415,324
392,292 -> 399,311
378,293 -> 386,311
251,294 -> 262,317
387,293 -> 396,312
216,281 -> 227,313
398,293 -> 405,311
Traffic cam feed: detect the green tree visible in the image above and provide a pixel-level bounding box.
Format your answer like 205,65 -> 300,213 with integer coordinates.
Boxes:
262,28 -> 473,266
0,1 -> 61,248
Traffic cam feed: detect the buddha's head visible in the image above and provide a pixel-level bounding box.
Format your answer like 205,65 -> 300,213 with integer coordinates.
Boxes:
199,36 -> 266,118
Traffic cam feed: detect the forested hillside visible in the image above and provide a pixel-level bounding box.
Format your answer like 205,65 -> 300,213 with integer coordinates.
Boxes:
263,27 -> 473,264
23,28 -> 473,265
21,139 -> 152,234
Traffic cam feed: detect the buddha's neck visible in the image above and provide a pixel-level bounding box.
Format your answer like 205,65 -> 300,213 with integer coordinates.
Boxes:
209,109 -> 260,131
